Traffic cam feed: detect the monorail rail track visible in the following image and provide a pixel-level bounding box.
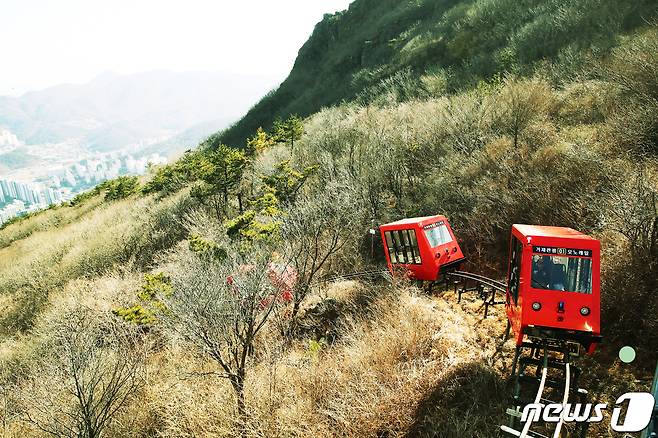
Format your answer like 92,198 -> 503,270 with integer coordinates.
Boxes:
444,270 -> 507,317
501,340 -> 589,438
317,268 -> 509,317
314,269 -> 391,286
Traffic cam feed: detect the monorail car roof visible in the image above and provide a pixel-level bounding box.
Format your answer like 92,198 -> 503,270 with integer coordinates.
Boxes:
512,224 -> 597,240
382,215 -> 446,227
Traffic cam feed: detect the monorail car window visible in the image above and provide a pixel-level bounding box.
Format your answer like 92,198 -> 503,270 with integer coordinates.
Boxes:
384,232 -> 397,263
393,231 -> 406,263
407,230 -> 421,263
424,223 -> 452,248
401,230 -> 414,262
383,230 -> 422,265
507,236 -> 522,304
531,255 -> 592,294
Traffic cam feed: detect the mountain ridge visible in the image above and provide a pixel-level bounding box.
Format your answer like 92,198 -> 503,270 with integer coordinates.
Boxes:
217,0 -> 658,147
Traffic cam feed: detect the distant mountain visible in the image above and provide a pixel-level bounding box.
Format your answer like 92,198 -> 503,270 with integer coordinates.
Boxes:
0,70 -> 279,152
0,149 -> 40,173
135,118 -> 234,159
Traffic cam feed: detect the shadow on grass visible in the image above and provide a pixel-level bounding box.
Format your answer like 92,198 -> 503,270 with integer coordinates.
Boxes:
405,361 -> 509,438
294,281 -> 394,343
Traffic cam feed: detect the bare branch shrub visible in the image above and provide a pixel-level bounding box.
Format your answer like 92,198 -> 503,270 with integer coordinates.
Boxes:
279,180 -> 366,330
602,162 -> 658,354
494,77 -> 555,149
603,24 -> 658,155
162,242 -> 283,435
17,307 -> 146,438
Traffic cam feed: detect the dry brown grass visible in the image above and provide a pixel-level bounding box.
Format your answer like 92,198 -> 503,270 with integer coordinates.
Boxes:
0,196 -> 105,250
122,281 -> 511,438
0,190 -> 190,336
0,267 -> 649,438
0,271 -> 144,437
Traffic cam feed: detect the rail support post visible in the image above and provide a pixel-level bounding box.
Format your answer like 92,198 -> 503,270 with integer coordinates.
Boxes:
511,346 -> 521,379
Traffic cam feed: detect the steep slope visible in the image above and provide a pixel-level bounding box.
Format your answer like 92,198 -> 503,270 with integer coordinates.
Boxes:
218,0 -> 658,147
0,3 -> 656,437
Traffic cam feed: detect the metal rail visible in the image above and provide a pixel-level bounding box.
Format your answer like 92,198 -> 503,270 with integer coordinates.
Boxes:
314,269 -> 390,286
552,362 -> 570,438
501,342 -> 585,438
445,270 -> 507,317
500,363 -> 571,438
451,270 -> 507,292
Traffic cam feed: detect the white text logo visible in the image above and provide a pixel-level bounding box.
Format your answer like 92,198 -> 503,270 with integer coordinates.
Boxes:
520,392 -> 655,432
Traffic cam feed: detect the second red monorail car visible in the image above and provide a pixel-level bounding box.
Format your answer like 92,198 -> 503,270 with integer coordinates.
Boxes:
380,215 -> 465,281
505,224 -> 602,353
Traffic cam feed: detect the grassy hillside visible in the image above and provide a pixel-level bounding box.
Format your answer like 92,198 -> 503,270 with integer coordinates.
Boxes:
0,2 -> 657,437
218,0 -> 658,147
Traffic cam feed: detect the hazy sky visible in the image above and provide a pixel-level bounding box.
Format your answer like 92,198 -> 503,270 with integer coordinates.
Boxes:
0,0 -> 353,96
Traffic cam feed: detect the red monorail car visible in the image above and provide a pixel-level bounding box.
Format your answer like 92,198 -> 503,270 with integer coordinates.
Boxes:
505,225 -> 601,353
380,215 -> 465,281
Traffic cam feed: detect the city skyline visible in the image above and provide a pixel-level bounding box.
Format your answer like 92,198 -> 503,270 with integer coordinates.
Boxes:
0,151 -> 167,224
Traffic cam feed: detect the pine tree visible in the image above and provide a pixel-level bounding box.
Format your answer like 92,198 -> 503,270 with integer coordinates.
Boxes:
272,115 -> 304,150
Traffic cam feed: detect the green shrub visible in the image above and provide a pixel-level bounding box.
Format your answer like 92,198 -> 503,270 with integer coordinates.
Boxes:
113,273 -> 173,326
188,233 -> 227,261
224,210 -> 280,243
102,176 -> 140,201
141,150 -> 210,196
69,187 -> 101,206
261,160 -> 318,206
141,164 -> 185,196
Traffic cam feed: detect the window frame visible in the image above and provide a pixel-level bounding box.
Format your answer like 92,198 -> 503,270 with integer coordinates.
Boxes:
423,222 -> 453,248
384,229 -> 422,265
507,236 -> 523,305
384,232 -> 397,264
530,254 -> 593,294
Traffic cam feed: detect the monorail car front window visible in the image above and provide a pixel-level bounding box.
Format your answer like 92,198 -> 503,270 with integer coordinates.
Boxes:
424,223 -> 452,248
531,255 -> 592,294
384,230 -> 422,265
